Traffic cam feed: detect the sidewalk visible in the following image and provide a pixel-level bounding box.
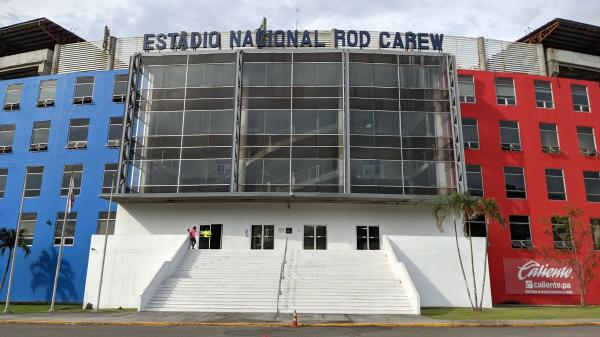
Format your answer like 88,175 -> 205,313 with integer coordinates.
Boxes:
0,311 -> 599,327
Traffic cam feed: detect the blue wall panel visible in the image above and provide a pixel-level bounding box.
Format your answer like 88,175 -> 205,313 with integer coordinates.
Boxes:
0,69 -> 126,303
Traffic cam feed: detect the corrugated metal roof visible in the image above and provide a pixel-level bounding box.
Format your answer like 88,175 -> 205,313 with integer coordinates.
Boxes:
0,17 -> 84,57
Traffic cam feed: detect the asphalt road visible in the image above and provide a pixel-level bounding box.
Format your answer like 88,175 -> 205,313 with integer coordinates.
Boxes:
1,324 -> 599,337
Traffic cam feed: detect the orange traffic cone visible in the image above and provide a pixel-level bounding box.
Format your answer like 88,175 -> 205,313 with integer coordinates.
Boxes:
291,310 -> 298,327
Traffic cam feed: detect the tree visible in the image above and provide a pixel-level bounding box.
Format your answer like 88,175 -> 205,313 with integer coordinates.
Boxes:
0,228 -> 31,294
434,191 -> 504,311
540,206 -> 599,306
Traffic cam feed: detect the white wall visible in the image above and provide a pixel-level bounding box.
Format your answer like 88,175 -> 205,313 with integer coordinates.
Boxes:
88,202 -> 491,309
115,202 -> 458,250
83,235 -> 185,309
388,235 -> 492,308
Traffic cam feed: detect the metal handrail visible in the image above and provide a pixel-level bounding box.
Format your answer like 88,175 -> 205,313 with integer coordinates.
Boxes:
275,235 -> 289,315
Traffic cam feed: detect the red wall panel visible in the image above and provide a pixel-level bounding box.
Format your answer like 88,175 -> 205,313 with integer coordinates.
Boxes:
459,69 -> 600,305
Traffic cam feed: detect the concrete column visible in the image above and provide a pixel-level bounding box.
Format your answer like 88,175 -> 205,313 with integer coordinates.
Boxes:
476,37 -> 487,71
107,36 -> 117,70
536,44 -> 547,76
51,44 -> 61,74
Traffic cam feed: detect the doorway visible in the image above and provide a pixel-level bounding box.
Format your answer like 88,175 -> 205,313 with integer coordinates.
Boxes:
250,225 -> 274,249
356,225 -> 380,250
198,224 -> 222,249
303,225 -> 327,250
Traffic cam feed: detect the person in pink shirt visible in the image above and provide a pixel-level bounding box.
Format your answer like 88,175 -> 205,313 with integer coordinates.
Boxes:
187,226 -> 197,249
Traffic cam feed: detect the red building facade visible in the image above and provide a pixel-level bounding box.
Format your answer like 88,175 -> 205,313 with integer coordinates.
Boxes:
459,69 -> 600,305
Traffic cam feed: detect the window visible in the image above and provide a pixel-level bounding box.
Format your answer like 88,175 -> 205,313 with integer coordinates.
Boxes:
0,168 -> 7,198
54,212 -> 76,246
304,225 -> 327,250
534,81 -> 553,109
102,163 -> 118,193
584,171 -> 600,202
61,164 -> 83,196
458,75 -> 475,103
571,84 -> 590,112
37,80 -> 56,107
496,78 -> 516,105
113,74 -> 128,103
499,121 -> 521,151
30,120 -> 50,151
466,164 -> 483,197
107,117 -> 123,148
0,124 -> 16,154
73,76 -> 94,104
3,83 -> 22,110
19,213 -> 36,246
96,211 -> 116,235
540,123 -> 560,153
250,225 -> 274,249
577,126 -> 596,156
466,215 -> 486,237
592,219 -> 600,250
25,166 -> 43,197
545,168 -> 566,200
356,226 -> 380,250
504,166 -> 526,199
462,118 -> 479,150
551,216 -> 572,249
509,215 -> 532,248
66,119 -> 89,149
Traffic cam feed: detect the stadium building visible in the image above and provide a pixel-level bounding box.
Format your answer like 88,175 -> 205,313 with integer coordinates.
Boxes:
0,17 -> 598,313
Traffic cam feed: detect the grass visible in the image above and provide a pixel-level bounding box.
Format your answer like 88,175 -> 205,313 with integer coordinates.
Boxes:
422,306 -> 600,320
0,304 -> 135,314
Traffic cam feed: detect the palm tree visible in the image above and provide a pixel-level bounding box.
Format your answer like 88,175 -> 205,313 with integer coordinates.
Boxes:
474,198 -> 505,311
0,228 -> 31,294
434,192 -> 505,311
433,191 -> 476,309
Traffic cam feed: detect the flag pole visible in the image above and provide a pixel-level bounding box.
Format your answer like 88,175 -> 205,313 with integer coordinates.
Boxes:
49,176 -> 74,312
3,170 -> 29,313
95,176 -> 115,310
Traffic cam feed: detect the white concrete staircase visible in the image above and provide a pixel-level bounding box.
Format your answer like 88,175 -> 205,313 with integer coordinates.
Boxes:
144,248 -> 418,314
144,250 -> 281,312
279,250 -> 415,314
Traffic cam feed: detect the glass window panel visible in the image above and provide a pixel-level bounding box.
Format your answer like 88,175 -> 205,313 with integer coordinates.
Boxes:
179,160 -> 231,185
458,75 -> 475,102
402,112 -> 450,137
97,211 -> 116,235
141,65 -> 187,89
584,171 -> 600,202
241,159 -> 290,185
140,160 -> 179,186
293,63 -> 342,86
242,63 -> 291,86
38,80 -> 57,102
577,126 -> 596,154
4,84 -> 22,104
140,111 -> 183,136
499,120 -> 520,146
0,124 -> 16,147
108,117 -> 123,142
545,168 -> 566,200
504,166 -> 526,198
187,64 -> 235,87
592,219 -> 600,250
184,110 -> 233,135
244,110 -> 290,135
0,168 -> 7,198
540,123 -> 559,148
54,212 -> 77,245
74,77 -> 94,98
466,164 -> 483,196
31,120 -> 50,145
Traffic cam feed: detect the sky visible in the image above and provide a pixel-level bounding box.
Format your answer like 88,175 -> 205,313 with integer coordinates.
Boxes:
1,0 -> 599,42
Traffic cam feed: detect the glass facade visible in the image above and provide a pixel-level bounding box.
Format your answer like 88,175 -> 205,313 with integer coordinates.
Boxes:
123,51 -> 458,197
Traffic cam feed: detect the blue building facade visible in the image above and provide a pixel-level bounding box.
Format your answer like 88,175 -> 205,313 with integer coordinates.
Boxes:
0,69 -> 125,303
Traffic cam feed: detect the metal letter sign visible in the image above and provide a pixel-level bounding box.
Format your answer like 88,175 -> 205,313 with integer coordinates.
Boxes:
143,29 -> 444,51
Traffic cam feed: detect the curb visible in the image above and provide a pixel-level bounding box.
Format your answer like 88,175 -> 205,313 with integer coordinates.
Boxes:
0,320 -> 599,328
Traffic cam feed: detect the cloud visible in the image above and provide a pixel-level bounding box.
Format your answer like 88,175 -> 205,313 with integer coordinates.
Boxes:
0,0 -> 598,42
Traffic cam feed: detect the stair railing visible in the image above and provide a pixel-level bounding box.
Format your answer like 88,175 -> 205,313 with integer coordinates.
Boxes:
275,235 -> 289,315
